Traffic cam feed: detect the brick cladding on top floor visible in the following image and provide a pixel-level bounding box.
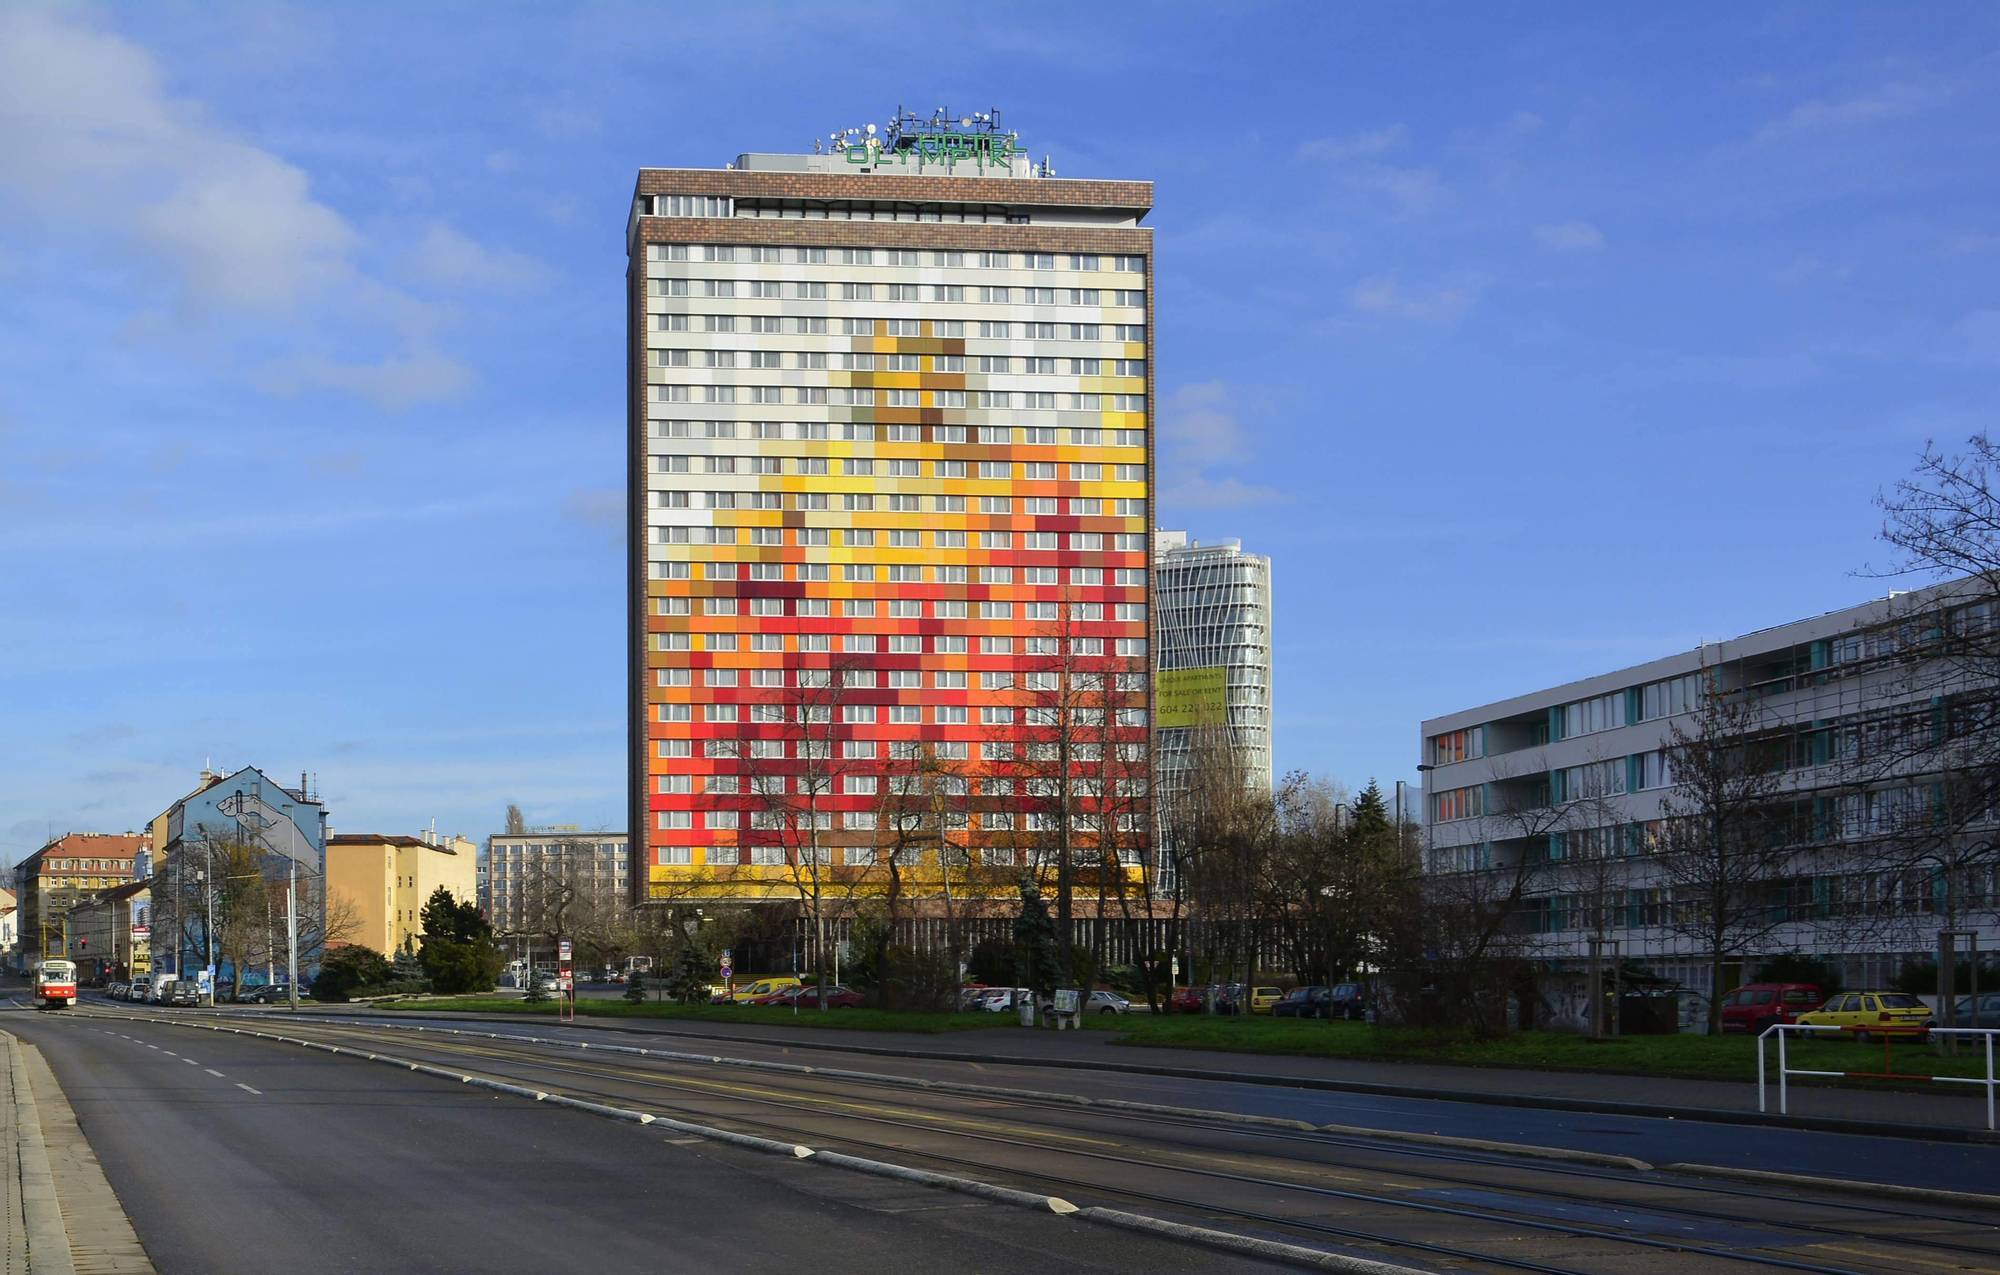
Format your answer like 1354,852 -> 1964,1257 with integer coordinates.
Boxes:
635,168 -> 1151,213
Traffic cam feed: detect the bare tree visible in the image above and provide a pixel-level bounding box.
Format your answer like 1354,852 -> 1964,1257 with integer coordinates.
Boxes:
1871,436 -> 2000,1009
1412,753 -> 1581,1035
1655,672 -> 1796,1033
739,657 -> 872,1010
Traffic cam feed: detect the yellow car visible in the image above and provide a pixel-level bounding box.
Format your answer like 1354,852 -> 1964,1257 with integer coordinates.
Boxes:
1248,986 -> 1285,1015
730,976 -> 802,1004
1794,990 -> 1933,1043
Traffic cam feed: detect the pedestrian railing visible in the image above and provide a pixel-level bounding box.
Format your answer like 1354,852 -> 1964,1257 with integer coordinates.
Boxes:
1758,1022 -> 2000,1130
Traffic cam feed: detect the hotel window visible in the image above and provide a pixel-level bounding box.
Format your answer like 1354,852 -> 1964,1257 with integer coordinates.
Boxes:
980,496 -> 1012,514
889,530 -> 920,547
935,635 -> 968,654
1022,427 -> 1056,445
979,321 -> 1013,338
1027,322 -> 1057,339
1070,254 -> 1099,271
980,286 -> 1013,303
841,248 -> 876,265
935,426 -> 967,442
886,319 -> 921,336
1025,532 -> 1058,551
981,531 -> 1013,549
934,530 -> 966,548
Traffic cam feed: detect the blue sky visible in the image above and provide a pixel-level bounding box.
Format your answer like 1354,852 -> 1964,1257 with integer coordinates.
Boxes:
3,3 -> 1998,861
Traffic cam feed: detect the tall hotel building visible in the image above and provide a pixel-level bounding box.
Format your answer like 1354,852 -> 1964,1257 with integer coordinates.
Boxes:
625,115 -> 1153,905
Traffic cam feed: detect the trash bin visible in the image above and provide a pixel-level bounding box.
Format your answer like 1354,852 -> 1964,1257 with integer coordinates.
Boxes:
1017,994 -> 1035,1028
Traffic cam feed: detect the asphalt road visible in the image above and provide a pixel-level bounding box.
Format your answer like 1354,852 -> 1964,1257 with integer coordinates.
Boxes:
1,996 -> 1290,1275
35,995 -> 2000,1275
291,1004 -> 2000,1192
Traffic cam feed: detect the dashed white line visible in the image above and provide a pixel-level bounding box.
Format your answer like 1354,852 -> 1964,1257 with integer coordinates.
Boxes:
182,1058 -> 199,1066
161,1050 -> 176,1056
205,1069 -> 225,1078
235,1083 -> 262,1095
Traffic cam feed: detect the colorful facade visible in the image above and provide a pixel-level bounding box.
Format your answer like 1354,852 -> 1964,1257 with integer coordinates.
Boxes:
626,124 -> 1155,904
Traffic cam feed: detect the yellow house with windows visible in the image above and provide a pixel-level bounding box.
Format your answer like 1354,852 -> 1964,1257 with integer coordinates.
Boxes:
326,832 -> 477,956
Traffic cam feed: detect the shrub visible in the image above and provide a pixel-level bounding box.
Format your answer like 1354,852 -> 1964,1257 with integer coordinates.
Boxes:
311,946 -> 393,1002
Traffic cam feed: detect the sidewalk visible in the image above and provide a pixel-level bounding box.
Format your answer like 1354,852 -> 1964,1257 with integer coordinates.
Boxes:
293,1004 -> 1998,1140
2,1028 -> 154,1275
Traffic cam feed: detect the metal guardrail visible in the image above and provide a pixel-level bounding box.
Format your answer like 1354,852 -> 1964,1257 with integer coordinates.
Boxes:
1758,1022 -> 1999,1130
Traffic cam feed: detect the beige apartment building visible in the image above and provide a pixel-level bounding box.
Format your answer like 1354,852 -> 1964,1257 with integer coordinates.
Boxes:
326,831 -> 478,956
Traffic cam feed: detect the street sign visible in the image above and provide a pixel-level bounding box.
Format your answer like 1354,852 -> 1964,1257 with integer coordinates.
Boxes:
558,939 -> 573,961
131,926 -> 150,941
719,949 -> 733,979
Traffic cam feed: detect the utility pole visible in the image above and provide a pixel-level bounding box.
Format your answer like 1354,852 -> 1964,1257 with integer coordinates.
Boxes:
286,859 -> 299,1011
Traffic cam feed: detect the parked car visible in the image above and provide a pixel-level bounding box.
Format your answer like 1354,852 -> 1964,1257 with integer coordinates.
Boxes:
1718,983 -> 1827,1035
105,982 -> 126,999
1326,982 -> 1370,1021
165,980 -> 201,1007
1087,990 -> 1132,1015
766,984 -> 864,1009
1794,990 -> 1933,1042
957,984 -> 991,1010
242,984 -> 294,1004
1167,986 -> 1205,1014
1247,986 -> 1285,1015
1273,986 -> 1332,1018
1949,992 -> 2000,1025
976,986 -> 1036,1013
729,976 -> 802,1004
127,981 -> 150,1003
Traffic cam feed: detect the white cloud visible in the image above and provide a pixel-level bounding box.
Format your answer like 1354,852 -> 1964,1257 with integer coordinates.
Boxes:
1952,310 -> 2000,366
1159,381 -> 1247,468
1298,125 -> 1407,164
563,487 -> 625,539
533,103 -> 601,140
257,350 -> 473,410
1533,220 -> 1605,253
1769,255 -> 1850,286
407,224 -> 549,290
0,10 -> 486,405
1164,474 -> 1287,509
1755,81 -> 1939,144
1348,276 -> 1476,324
1156,382 -> 1289,509
1297,124 -> 1442,215
0,10 -> 354,313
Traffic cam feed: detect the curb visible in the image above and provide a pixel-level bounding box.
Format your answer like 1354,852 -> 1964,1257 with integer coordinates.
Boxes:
1315,1123 -> 1652,1172
1080,1207 -> 1432,1274
100,1012 -> 1433,1274
3,1031 -> 75,1275
1662,1163 -> 2000,1212
313,1005 -> 2000,1146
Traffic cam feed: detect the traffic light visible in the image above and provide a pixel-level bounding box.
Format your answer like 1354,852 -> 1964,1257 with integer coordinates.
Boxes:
79,936 -> 87,950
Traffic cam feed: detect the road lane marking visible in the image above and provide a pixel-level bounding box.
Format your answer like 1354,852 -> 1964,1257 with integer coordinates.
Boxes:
160,1050 -> 176,1056
235,1083 -> 262,1095
183,1058 -> 198,1066
205,1069 -> 225,1077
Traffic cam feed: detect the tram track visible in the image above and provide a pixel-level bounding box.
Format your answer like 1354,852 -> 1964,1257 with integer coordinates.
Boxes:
46,1003 -> 2000,1275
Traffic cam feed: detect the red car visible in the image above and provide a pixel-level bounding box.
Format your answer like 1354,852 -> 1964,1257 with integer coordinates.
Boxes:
1168,986 -> 1204,1014
1719,983 -> 1826,1034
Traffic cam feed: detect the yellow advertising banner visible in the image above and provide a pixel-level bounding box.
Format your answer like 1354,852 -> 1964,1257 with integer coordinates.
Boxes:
1155,666 -> 1228,728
